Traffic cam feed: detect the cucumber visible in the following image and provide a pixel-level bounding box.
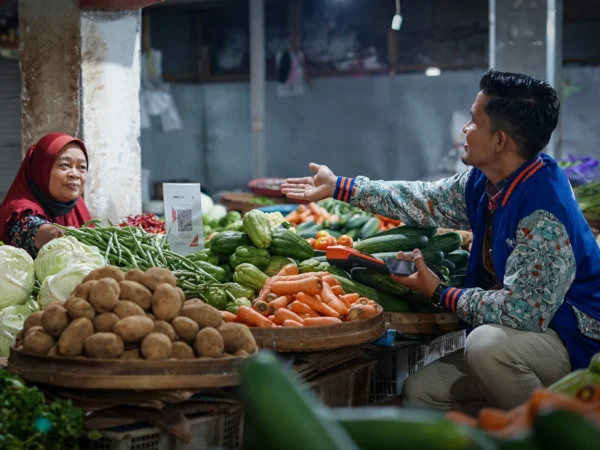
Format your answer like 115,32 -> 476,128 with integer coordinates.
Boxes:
345,215 -> 370,230
494,434 -> 539,450
448,274 -> 467,288
332,275 -> 410,312
344,228 -> 361,240
327,407 -> 497,450
372,248 -> 444,266
297,228 -> 321,239
354,234 -> 428,254
350,267 -> 409,297
296,220 -> 316,232
372,225 -> 437,239
441,259 -> 456,272
325,265 -> 350,279
359,217 -> 381,239
446,249 -> 470,268
428,232 -> 463,255
453,267 -> 469,277
327,230 -> 343,239
313,255 -> 328,263
533,409 -> 600,450
241,352 -> 359,450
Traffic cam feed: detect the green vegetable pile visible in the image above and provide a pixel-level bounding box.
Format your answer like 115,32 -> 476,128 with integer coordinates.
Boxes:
0,370 -> 86,450
203,210 -> 243,236
574,181 -> 600,223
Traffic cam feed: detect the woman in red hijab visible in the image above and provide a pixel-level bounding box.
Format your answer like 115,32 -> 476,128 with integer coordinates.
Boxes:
0,133 -> 92,257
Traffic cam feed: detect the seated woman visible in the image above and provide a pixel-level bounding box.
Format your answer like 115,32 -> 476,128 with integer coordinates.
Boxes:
0,133 -> 91,257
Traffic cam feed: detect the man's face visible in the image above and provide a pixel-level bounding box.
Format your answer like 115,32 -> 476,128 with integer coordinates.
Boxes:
461,91 -> 497,168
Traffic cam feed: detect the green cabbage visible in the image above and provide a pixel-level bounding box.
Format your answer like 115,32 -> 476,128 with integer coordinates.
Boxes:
37,264 -> 97,307
0,246 -> 36,309
34,236 -> 105,282
0,304 -> 36,357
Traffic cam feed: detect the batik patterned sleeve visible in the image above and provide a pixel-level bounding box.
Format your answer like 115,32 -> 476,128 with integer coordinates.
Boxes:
440,210 -> 577,332
4,214 -> 50,258
333,170 -> 472,230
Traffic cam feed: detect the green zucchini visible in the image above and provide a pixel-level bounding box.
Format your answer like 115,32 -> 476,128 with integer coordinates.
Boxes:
532,409 -> 600,450
446,249 -> 470,268
448,274 -> 467,288
372,225 -> 437,239
297,229 -> 320,239
354,234 -> 429,254
327,230 -> 343,239
441,259 -> 456,272
453,267 -> 469,277
372,248 -> 444,266
428,232 -> 463,255
344,228 -> 361,240
359,217 -> 381,239
324,265 -> 350,279
296,220 -> 316,232
332,275 -> 410,312
350,267 -> 409,297
345,215 -> 370,230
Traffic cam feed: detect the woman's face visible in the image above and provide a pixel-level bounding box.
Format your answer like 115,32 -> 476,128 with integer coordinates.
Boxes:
48,143 -> 88,202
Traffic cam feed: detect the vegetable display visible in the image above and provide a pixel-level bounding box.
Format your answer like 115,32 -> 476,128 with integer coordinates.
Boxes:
121,213 -> 166,234
0,245 -> 36,308
15,265 -> 257,360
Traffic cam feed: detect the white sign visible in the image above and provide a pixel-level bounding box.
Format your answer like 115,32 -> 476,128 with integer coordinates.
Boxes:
163,183 -> 204,256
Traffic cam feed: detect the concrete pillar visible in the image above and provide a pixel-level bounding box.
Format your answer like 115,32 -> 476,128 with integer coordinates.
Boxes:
250,0 -> 266,179
19,0 -> 142,221
489,0 -> 563,158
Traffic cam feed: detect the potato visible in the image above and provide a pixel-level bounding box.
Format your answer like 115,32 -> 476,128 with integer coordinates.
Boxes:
42,305 -> 70,338
89,278 -> 120,313
93,312 -> 120,332
83,266 -> 125,283
26,325 -> 44,336
120,348 -> 141,360
170,341 -> 195,359
119,280 -> 152,310
84,333 -> 124,359
141,267 -> 176,291
171,317 -> 199,343
194,327 -> 224,358
218,323 -> 257,354
15,329 -> 24,347
221,353 -> 235,359
176,287 -> 186,304
44,300 -> 63,310
184,299 -> 203,307
47,346 -> 58,357
146,313 -> 156,322
153,320 -> 177,342
182,303 -> 222,329
58,317 -> 94,357
124,269 -> 146,284
72,280 -> 98,302
113,316 -> 154,343
23,329 -> 54,355
65,297 -> 96,320
112,300 -> 145,319
23,311 -> 44,333
152,283 -> 182,321
141,332 -> 172,360
234,349 -> 250,357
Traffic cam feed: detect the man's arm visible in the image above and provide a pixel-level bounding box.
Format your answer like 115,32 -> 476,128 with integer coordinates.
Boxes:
334,170 -> 472,230
439,210 -> 576,332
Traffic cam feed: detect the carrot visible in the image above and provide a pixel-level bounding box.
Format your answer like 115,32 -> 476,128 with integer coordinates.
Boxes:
478,408 -> 512,431
309,202 -> 322,218
278,272 -> 328,282
221,311 -> 237,323
322,275 -> 339,286
300,209 -> 313,220
296,292 -> 340,318
321,282 -> 349,315
271,277 -> 323,296
299,313 -> 311,320
268,315 -> 275,321
348,304 -> 378,321
273,308 -> 305,326
278,264 -> 300,277
331,285 -> 344,296
285,210 -> 300,223
319,206 -> 331,219
268,296 -> 290,312
446,411 -> 478,427
258,276 -> 278,302
266,293 -> 279,302
282,319 -> 304,328
528,389 -> 600,417
252,300 -> 270,316
320,282 -> 339,304
338,296 -> 351,309
357,297 -> 370,305
304,317 -> 343,326
290,300 -> 320,317
236,306 -> 275,328
296,204 -> 307,213
340,293 -> 360,304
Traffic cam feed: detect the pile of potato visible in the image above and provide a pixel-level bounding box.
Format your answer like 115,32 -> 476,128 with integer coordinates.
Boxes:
16,266 -> 257,360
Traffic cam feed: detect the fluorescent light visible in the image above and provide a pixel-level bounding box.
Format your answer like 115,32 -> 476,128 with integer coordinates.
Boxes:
391,14 -> 403,31
425,67 -> 441,76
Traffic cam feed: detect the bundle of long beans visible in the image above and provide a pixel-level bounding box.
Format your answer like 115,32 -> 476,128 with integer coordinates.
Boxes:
57,221 -> 222,299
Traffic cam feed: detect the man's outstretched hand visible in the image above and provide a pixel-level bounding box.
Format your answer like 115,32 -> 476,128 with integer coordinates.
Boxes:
281,163 -> 337,202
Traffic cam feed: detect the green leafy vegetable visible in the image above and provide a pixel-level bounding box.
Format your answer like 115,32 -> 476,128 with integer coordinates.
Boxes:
0,245 -> 36,308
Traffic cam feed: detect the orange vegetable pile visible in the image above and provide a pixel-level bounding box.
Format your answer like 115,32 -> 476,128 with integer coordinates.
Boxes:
307,230 -> 354,251
229,264 -> 381,328
446,386 -> 600,439
285,202 -> 336,225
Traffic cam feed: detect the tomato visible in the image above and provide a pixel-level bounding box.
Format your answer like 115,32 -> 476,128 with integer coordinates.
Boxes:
324,236 -> 337,247
306,238 -> 317,248
337,235 -> 354,247
315,230 -> 330,239
315,237 -> 332,250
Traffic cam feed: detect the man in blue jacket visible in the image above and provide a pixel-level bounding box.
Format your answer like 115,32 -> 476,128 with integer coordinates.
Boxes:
282,69 -> 600,414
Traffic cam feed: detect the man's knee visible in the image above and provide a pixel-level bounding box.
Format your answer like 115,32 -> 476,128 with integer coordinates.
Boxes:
401,370 -> 429,405
464,324 -> 511,375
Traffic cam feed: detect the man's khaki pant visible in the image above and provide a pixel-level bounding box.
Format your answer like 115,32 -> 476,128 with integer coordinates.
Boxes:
402,324 -> 572,414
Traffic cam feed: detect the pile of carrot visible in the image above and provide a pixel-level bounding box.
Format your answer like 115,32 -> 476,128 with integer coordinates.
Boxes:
284,202 -> 337,226
446,387 -> 600,438
375,215 -> 402,231
230,264 -> 381,328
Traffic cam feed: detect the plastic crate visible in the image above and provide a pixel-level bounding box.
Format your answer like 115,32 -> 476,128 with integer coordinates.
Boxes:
80,406 -> 244,450
368,330 -> 466,403
308,359 -> 376,407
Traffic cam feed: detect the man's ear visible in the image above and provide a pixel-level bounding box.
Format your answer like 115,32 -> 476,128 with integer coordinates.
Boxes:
494,130 -> 510,153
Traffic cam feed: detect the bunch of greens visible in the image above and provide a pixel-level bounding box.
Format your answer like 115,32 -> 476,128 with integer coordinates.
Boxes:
0,370 -> 85,450
574,181 -> 600,223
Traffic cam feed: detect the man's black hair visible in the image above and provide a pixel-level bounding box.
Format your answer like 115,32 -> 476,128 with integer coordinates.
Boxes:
479,69 -> 560,160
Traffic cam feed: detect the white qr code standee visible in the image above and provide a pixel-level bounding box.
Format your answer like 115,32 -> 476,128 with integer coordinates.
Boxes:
163,183 -> 205,256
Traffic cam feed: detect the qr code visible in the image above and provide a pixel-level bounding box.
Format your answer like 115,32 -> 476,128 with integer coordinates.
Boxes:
176,209 -> 193,232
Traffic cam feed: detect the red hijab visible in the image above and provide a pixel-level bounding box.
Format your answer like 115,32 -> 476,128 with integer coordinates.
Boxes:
0,133 -> 92,239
